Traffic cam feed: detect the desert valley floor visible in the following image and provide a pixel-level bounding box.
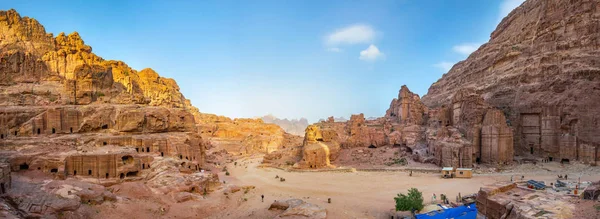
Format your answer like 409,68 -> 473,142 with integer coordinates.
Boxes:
43,156 -> 596,219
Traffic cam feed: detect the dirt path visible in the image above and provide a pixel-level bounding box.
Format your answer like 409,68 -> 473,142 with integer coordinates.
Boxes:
211,157 -> 600,219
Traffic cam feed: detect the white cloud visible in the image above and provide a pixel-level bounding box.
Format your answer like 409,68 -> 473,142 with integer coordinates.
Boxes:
434,61 -> 455,72
325,24 -> 375,46
453,43 -> 481,55
326,47 -> 342,52
359,44 -> 384,61
499,0 -> 525,21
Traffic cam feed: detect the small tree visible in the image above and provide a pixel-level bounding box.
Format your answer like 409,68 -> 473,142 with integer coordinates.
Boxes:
394,188 -> 424,212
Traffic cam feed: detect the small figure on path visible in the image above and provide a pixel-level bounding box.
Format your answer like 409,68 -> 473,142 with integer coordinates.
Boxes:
510,176 -> 513,182
431,193 -> 437,204
261,194 -> 264,202
565,174 -> 568,180
409,170 -> 413,177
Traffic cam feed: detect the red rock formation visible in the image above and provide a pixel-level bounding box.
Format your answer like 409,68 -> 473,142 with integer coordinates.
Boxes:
0,9 -> 219,217
386,85 -> 427,125
422,0 -> 600,163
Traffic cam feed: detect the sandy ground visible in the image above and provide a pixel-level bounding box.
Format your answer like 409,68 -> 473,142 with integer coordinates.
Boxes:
205,157 -> 600,219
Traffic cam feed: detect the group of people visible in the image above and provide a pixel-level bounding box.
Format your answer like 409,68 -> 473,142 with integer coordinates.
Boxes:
431,193 -> 455,205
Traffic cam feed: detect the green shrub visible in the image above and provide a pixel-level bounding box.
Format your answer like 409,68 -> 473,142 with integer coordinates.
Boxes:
225,171 -> 230,176
394,188 -> 424,212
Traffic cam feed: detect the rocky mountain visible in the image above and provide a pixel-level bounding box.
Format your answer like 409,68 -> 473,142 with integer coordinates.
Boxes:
260,114 -> 309,136
265,0 -> 600,170
422,0 -> 600,158
0,9 -> 219,218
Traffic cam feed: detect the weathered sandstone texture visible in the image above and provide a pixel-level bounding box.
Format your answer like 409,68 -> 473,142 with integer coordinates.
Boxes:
198,113 -> 303,157
422,0 -> 600,164
0,9 -> 220,217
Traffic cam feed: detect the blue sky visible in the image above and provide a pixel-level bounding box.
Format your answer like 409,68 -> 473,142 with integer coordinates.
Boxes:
4,0 -> 524,122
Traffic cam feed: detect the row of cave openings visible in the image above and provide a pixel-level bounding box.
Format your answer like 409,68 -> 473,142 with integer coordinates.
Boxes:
18,162 -> 140,179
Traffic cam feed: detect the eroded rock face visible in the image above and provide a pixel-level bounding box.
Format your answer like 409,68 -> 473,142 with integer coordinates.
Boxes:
270,199 -> 327,219
0,9 -> 220,218
198,114 -> 303,156
386,85 -> 428,126
296,125 -> 340,169
422,0 -> 600,162
0,9 -> 200,112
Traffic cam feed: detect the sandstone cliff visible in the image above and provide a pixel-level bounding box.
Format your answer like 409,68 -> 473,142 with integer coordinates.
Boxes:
0,9 -> 219,217
422,0 -> 600,161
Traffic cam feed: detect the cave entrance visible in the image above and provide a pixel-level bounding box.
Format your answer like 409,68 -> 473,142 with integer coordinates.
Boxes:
561,159 -> 569,164
142,164 -> 145,169
19,163 -> 29,170
103,142 -> 107,146
126,171 -> 138,177
73,170 -> 77,176
70,128 -> 73,133
368,145 -> 377,149
146,147 -> 150,152
548,157 -> 553,162
101,124 -> 108,129
136,148 -> 139,152
52,128 -> 55,134
37,128 -> 41,134
160,152 -> 164,157
476,157 -> 481,164
120,173 -> 124,179
190,187 -> 196,193
50,168 -> 58,173
1,183 -> 5,194
88,170 -> 92,175
14,131 -> 17,136
121,155 -> 134,164
106,173 -> 109,179
0,134 -> 3,139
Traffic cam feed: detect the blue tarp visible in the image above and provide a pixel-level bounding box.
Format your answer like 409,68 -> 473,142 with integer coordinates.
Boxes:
527,180 -> 546,190
416,203 -> 477,219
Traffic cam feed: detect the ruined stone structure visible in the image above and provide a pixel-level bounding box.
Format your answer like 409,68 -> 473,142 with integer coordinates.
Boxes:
477,182 -> 578,219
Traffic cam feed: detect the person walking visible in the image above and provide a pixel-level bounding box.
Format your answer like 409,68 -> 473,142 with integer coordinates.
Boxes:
261,194 -> 264,202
